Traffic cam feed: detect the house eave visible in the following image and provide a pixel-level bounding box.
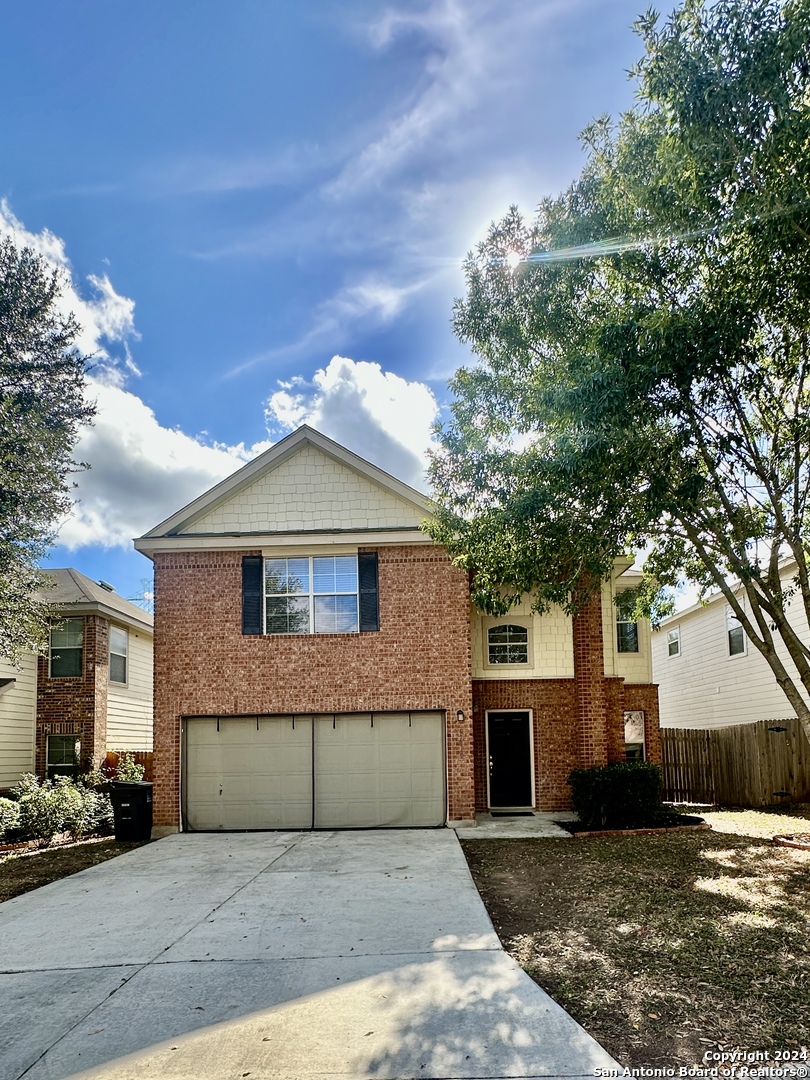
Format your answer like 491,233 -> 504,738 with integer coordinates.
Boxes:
134,526 -> 435,558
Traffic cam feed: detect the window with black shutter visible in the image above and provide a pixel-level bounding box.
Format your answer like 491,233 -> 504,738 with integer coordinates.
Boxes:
358,551 -> 379,632
241,555 -> 263,634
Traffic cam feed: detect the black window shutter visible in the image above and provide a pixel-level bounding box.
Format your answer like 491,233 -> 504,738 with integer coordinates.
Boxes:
242,556 -> 263,635
358,551 -> 379,632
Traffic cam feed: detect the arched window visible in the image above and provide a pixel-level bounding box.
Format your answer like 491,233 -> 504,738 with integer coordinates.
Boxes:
487,624 -> 529,665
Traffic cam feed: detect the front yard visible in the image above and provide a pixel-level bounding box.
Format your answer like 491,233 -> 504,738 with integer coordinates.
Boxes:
462,806 -> 810,1070
0,838 -> 151,903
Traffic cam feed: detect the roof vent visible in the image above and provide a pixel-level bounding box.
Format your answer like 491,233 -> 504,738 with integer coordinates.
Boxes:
98,580 -> 115,592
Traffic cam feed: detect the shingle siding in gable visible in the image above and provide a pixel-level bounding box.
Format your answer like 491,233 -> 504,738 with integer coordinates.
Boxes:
183,444 -> 425,534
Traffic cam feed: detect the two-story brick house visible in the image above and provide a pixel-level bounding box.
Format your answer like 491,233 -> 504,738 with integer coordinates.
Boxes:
135,425 -> 660,834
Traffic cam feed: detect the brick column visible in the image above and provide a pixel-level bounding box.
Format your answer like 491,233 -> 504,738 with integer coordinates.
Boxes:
572,579 -> 608,768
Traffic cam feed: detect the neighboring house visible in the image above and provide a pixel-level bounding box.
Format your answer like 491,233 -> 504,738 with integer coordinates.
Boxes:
135,425 -> 660,834
0,569 -> 154,789
652,568 -> 807,728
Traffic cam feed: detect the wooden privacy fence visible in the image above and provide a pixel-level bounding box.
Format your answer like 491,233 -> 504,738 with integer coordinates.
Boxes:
661,718 -> 810,807
102,750 -> 154,783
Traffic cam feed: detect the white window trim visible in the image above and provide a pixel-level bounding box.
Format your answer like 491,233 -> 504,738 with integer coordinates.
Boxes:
264,555 -> 360,636
726,606 -> 747,659
482,617 -> 533,669
109,625 -> 129,686
666,625 -> 681,658
484,709 -> 536,810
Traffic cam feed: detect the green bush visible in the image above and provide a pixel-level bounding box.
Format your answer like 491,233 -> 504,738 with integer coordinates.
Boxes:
13,774 -> 114,845
568,761 -> 664,829
0,797 -> 20,839
115,753 -> 145,783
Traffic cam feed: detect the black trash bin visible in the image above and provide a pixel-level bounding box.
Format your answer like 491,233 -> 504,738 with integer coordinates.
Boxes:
110,781 -> 153,841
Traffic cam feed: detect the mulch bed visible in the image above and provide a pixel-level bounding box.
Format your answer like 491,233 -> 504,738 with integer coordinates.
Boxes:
0,837 -> 151,903
556,813 -> 708,838
461,832 -> 810,1070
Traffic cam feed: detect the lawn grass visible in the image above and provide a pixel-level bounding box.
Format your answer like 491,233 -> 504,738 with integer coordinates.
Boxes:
462,806 -> 810,1069
0,837 -> 151,903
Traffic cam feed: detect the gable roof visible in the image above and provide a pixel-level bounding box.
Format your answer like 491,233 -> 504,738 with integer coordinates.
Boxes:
37,569 -> 153,634
135,425 -> 432,552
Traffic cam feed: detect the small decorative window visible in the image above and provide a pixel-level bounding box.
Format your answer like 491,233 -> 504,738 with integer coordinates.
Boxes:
487,624 -> 529,665
727,608 -> 746,656
109,626 -> 128,684
616,595 -> 639,653
666,626 -> 681,658
49,618 -> 83,677
265,556 -> 359,635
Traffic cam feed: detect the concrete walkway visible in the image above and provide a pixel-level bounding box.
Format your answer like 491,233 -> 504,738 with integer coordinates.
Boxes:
456,811 -> 577,840
0,830 -> 619,1079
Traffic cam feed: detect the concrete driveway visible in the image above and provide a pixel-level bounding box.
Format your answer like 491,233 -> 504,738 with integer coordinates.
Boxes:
0,830 -> 619,1079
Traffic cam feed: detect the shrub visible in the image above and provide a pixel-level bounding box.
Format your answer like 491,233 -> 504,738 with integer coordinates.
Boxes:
115,753 -> 145,783
0,797 -> 20,839
12,774 -> 114,844
16,774 -> 67,845
568,761 -> 664,829
83,787 -> 114,835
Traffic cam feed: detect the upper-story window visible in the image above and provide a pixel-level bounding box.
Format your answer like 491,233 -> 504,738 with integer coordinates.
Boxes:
265,556 -> 359,635
487,624 -> 529,665
50,617 -> 83,677
727,607 -> 746,657
616,595 -> 639,653
666,626 -> 681,657
109,626 -> 128,684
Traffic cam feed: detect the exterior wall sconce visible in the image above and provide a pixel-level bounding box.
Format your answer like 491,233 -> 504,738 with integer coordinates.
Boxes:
456,710 -> 465,723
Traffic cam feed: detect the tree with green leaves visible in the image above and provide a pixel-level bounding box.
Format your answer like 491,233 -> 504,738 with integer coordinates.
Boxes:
0,238 -> 95,663
426,0 -> 810,740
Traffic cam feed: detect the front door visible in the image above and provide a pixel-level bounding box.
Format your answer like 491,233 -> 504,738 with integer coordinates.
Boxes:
487,711 -> 533,808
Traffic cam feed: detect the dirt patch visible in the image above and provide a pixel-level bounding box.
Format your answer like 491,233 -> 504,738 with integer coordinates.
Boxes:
0,837 -> 151,903
462,830 -> 810,1070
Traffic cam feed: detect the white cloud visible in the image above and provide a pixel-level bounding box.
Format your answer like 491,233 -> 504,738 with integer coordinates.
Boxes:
60,381 -> 266,549
0,204 -> 271,549
0,200 -> 138,379
226,274 -> 434,376
266,355 -> 439,490
3,206 -> 435,549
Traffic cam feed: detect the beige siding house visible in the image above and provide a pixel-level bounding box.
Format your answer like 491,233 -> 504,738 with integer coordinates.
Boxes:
0,652 -> 37,787
0,569 -> 154,788
652,570 -> 808,728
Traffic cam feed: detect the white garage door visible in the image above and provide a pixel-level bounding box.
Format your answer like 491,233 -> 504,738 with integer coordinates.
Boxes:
183,711 -> 445,830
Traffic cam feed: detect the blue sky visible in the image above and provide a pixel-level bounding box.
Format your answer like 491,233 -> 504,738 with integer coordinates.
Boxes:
1,0 -> 650,603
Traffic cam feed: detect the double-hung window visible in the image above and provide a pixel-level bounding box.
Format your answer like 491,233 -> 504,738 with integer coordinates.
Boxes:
616,596 -> 639,654
49,618 -> 83,677
666,626 -> 681,657
109,626 -> 128,684
727,607 -> 746,657
265,555 -> 359,635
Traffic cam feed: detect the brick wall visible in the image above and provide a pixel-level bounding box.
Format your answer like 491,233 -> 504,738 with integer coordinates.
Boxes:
473,676 -> 663,811
472,679 -> 579,811
36,615 -> 109,776
152,545 -> 475,827
572,582 -> 609,768
624,683 -> 662,764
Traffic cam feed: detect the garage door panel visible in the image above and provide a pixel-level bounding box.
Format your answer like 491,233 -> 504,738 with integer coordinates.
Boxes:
185,711 -> 444,830
314,712 -> 444,828
185,717 -> 312,831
